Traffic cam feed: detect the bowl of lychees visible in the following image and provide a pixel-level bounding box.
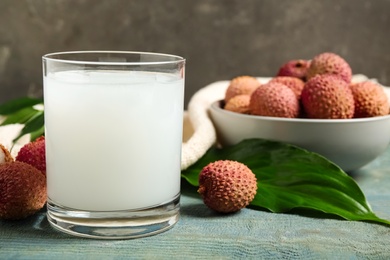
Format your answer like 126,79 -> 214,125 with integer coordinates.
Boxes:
209,52 -> 390,172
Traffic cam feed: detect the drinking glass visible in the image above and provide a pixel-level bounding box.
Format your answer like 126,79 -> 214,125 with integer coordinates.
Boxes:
42,51 -> 185,239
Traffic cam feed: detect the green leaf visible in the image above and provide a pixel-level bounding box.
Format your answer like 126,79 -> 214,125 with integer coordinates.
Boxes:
0,107 -> 41,126
181,139 -> 390,225
0,97 -> 43,115
29,125 -> 45,142
12,111 -> 45,143
0,97 -> 45,145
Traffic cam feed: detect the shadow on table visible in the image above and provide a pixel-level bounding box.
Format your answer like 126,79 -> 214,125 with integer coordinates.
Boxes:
179,202 -> 251,219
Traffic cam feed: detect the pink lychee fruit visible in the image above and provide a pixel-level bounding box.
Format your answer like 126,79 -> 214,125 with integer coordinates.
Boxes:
301,74 -> 355,119
224,94 -> 251,114
269,76 -> 305,98
0,161 -> 47,220
350,81 -> 389,118
225,76 -> 260,103
306,52 -> 352,83
276,59 -> 311,81
198,160 -> 257,213
15,136 -> 46,176
249,82 -> 300,118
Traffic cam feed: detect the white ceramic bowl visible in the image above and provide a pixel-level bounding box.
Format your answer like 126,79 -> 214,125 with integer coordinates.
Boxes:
209,100 -> 390,172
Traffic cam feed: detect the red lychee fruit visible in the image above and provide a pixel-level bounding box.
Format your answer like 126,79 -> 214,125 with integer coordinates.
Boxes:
0,161 -> 47,220
306,52 -> 352,83
224,94 -> 251,114
16,136 -> 46,176
249,82 -> 300,118
301,74 -> 355,119
276,59 -> 311,81
269,76 -> 305,98
350,81 -> 389,118
225,76 -> 260,103
198,160 -> 257,213
0,144 -> 13,164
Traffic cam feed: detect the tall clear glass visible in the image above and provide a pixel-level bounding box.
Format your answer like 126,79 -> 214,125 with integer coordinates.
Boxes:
42,51 -> 185,239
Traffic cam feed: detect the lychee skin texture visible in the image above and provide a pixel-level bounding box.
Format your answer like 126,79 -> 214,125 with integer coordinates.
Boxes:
301,74 -> 355,119
0,161 -> 47,220
350,81 -> 389,118
269,76 -> 305,98
224,94 -> 251,114
16,136 -> 46,176
249,82 -> 300,118
225,76 -> 260,103
0,144 -> 13,164
306,52 -> 352,83
198,160 -> 257,213
276,59 -> 311,81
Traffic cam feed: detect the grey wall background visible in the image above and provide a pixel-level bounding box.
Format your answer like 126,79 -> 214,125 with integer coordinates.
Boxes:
0,0 -> 389,108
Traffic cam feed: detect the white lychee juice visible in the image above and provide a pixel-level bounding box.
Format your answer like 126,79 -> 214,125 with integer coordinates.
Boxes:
44,70 -> 184,212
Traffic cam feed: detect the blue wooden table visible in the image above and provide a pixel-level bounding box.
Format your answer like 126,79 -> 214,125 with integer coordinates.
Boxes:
1,148 -> 390,259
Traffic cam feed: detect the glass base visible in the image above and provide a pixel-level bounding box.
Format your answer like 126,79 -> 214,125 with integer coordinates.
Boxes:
46,194 -> 180,239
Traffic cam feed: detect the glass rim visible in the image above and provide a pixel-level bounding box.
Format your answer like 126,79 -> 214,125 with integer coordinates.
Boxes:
42,50 -> 185,66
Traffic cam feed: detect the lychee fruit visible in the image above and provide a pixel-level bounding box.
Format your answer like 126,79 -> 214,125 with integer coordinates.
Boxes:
350,81 -> 389,118
198,160 -> 257,213
0,144 -> 13,164
16,136 -> 46,176
0,161 -> 47,220
225,76 -> 260,103
306,52 -> 352,83
249,82 -> 300,118
224,94 -> 251,114
301,74 -> 355,119
276,59 -> 311,81
269,76 -> 305,98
